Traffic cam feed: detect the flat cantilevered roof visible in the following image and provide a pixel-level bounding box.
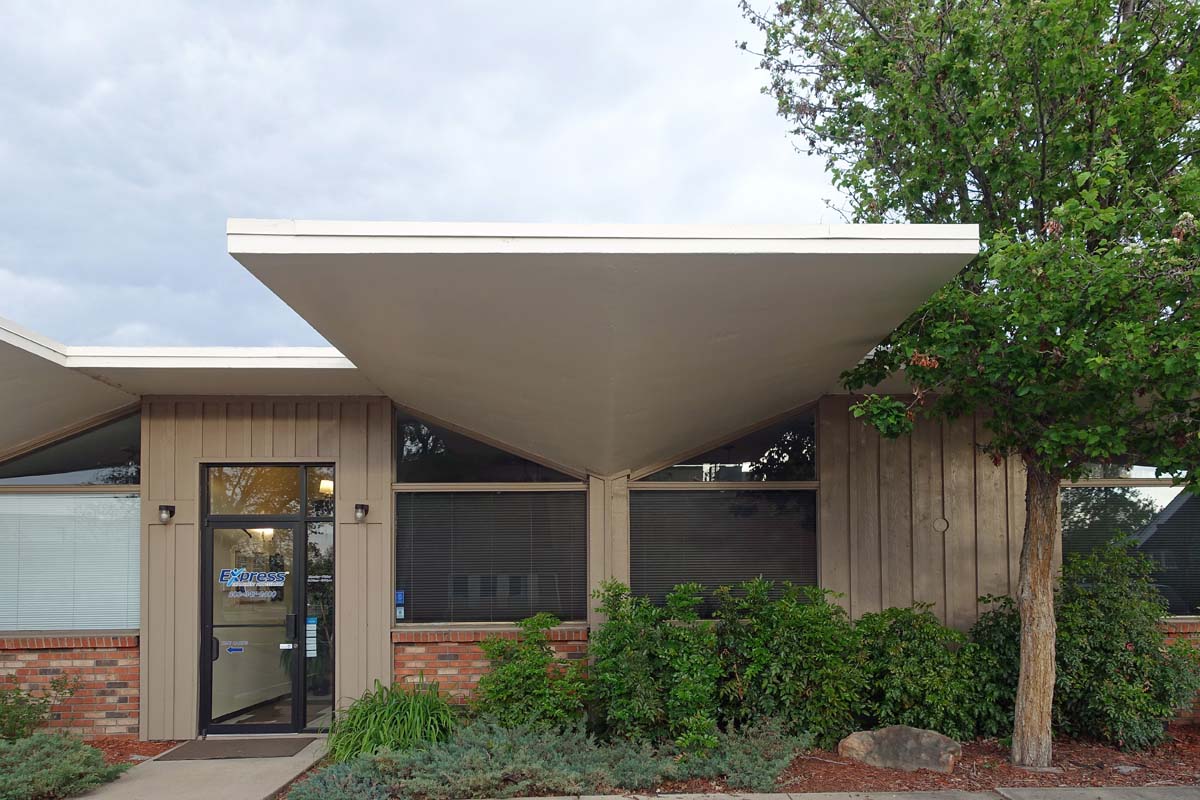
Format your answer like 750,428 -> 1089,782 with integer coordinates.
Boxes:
0,315 -> 381,460
230,220 -> 978,477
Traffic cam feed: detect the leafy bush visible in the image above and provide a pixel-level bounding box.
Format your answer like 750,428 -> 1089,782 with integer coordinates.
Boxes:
288,718 -> 809,800
658,584 -> 721,752
967,595 -> 1021,739
587,583 -> 721,752
588,582 -> 669,741
715,579 -> 865,747
0,733 -> 127,800
968,542 -> 1200,749
1054,540 -> 1200,749
0,676 -> 76,741
326,679 -> 455,763
856,605 -> 978,740
475,612 -> 587,728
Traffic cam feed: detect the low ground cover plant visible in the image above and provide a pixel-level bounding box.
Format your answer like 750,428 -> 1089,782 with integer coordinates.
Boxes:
326,679 -> 455,763
289,718 -> 807,800
0,733 -> 127,800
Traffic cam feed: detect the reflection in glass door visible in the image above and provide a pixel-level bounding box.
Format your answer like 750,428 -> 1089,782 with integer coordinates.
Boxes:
200,464 -> 335,735
207,526 -> 298,729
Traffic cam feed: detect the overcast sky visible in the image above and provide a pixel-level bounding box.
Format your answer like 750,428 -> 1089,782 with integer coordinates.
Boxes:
0,1 -> 837,347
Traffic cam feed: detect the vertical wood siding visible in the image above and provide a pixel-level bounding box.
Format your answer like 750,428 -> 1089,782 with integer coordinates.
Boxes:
139,396 -> 392,740
818,395 -> 1027,629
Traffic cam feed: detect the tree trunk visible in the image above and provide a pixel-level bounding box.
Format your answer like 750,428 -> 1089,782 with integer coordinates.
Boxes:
1011,461 -> 1060,767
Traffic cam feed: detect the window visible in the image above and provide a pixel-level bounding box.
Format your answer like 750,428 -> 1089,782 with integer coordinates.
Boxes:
630,409 -> 819,610
393,408 -> 586,624
395,411 -> 573,482
630,490 -> 817,610
394,492 -> 587,623
639,410 -> 815,482
0,413 -> 140,486
0,493 -> 140,630
1062,474 -> 1199,616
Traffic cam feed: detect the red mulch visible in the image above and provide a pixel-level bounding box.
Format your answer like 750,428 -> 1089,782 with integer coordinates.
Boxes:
658,726 -> 1200,795
88,737 -> 180,765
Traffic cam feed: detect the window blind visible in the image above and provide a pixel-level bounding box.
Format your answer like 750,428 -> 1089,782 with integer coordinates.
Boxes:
629,490 -> 817,611
0,493 -> 140,630
394,492 -> 587,623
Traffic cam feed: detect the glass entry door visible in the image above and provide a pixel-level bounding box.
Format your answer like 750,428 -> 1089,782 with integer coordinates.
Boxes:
199,463 -> 336,735
203,525 -> 301,733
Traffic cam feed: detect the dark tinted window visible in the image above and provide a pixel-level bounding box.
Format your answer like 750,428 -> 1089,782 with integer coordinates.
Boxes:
395,412 -> 575,483
629,490 -> 817,612
641,411 -> 815,482
395,492 -> 587,622
0,413 -> 140,485
1063,486 -> 1200,615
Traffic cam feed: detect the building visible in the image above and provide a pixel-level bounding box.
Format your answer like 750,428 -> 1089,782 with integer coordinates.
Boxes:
0,221 -> 1195,740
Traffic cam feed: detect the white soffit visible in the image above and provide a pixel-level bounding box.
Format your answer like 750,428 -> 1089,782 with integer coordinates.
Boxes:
0,316 -> 381,458
230,220 -> 979,477
0,318 -> 135,458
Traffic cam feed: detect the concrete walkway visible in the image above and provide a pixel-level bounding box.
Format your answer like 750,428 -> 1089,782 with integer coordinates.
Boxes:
81,737 -> 324,800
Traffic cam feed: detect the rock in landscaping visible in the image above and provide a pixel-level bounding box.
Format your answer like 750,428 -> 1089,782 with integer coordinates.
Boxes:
837,725 -> 962,773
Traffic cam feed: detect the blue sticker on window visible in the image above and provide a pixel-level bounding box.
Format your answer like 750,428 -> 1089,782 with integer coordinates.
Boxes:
395,590 -> 405,605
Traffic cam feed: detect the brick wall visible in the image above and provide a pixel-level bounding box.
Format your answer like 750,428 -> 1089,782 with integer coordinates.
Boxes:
1163,619 -> 1200,725
392,627 -> 587,700
0,634 -> 139,739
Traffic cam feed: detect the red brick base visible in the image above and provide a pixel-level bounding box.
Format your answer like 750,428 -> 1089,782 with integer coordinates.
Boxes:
0,634 -> 140,739
1164,619 -> 1200,725
392,626 -> 587,700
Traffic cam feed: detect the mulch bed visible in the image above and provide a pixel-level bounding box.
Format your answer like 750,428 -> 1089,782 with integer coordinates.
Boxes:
88,736 -> 180,765
278,727 -> 1200,798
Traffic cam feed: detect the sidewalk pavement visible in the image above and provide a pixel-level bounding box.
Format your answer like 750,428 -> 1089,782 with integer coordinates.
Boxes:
81,737 -> 324,800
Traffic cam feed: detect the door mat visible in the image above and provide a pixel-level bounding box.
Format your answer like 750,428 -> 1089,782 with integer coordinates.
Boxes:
156,737 -> 317,760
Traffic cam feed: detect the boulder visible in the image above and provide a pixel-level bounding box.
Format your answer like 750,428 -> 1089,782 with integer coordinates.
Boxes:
837,725 -> 961,773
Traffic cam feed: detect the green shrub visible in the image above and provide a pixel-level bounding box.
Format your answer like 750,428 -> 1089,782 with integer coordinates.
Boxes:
659,584 -> 721,753
967,595 -> 1021,739
0,676 -> 76,741
856,605 -> 978,740
287,718 -> 809,800
1054,540 -> 1200,749
588,582 -> 721,752
475,612 -> 587,728
715,579 -> 866,747
0,733 -> 127,800
326,679 -> 455,763
968,542 -> 1200,749
588,582 -> 669,741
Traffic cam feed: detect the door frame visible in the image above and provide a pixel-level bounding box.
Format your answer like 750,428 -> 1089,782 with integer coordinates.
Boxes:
197,463 -> 334,736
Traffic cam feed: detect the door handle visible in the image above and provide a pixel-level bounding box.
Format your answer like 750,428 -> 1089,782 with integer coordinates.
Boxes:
211,636 -> 219,662
286,613 -> 298,641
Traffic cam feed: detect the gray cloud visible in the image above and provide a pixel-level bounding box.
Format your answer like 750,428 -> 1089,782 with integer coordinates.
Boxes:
0,1 -> 837,346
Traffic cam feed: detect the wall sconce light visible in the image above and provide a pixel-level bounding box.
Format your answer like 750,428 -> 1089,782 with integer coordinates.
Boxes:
354,503 -> 369,522
158,505 -> 176,524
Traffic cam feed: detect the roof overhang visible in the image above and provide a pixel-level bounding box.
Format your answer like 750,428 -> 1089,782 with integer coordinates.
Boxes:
0,317 -> 381,460
230,220 -> 979,476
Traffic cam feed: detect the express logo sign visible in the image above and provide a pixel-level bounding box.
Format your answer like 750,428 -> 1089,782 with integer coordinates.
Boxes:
219,568 -> 287,588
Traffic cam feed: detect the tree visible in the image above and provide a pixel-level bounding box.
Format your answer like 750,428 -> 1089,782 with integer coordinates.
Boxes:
741,0 -> 1200,766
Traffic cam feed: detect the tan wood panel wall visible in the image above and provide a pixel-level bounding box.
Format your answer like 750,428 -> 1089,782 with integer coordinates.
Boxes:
140,397 -> 393,740
817,395 -> 1029,629
586,475 -> 630,626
